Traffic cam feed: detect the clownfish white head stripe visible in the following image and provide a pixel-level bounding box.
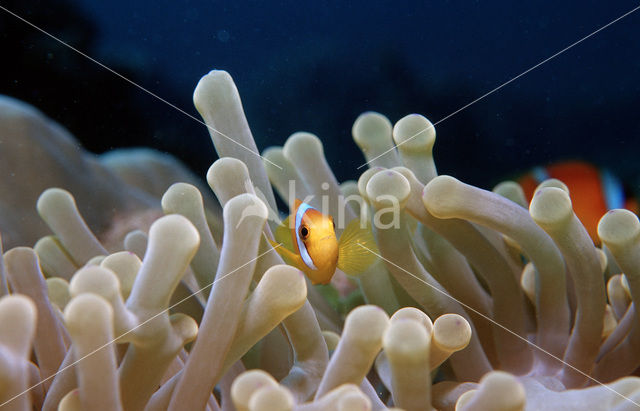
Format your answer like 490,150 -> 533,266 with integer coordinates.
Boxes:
295,202 -> 318,270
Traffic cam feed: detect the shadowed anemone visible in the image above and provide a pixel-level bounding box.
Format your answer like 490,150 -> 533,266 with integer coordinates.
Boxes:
1,70 -> 640,410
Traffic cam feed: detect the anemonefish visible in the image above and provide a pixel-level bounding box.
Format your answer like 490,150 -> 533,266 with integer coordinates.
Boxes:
268,199 -> 379,285
518,160 -> 638,245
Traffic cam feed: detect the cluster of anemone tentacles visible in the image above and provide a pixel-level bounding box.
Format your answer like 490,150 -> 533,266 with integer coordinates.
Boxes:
1,70 -> 640,411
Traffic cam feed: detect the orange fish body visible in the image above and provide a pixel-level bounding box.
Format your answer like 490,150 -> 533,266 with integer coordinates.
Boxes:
269,199 -> 378,285
518,161 -> 637,245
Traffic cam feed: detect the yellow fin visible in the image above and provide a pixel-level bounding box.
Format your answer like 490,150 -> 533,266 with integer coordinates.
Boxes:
274,216 -> 295,252
337,218 -> 379,275
269,238 -> 304,270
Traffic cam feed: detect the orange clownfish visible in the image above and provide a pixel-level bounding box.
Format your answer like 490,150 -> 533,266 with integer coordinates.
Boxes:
269,199 -> 379,285
518,161 -> 638,245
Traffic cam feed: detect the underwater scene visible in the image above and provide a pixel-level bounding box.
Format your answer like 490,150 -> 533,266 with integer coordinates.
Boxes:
1,0 -> 640,409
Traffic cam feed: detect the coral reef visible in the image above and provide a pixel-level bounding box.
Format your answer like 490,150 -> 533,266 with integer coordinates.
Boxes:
1,70 -> 640,410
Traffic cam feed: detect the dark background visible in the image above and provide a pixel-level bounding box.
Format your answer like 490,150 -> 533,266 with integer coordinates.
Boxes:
1,0 -> 639,191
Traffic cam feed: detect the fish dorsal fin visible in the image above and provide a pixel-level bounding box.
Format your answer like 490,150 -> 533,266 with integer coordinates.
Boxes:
337,218 -> 379,275
274,215 -> 295,252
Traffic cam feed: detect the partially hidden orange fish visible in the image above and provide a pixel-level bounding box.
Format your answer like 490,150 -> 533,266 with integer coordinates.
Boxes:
269,199 -> 379,285
518,160 -> 638,245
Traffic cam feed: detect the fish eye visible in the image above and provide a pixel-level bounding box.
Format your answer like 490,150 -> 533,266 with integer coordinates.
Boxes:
299,225 -> 309,239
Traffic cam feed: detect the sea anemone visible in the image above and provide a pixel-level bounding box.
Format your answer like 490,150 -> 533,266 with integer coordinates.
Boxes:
1,69 -> 640,410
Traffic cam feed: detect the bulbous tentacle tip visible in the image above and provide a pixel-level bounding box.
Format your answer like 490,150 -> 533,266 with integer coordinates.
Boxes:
169,313 -> 198,344
231,370 -> 279,411
64,293 -> 113,336
68,265 -> 121,302
0,294 -> 36,357
433,313 -> 471,352
421,175 -> 461,216
161,183 -> 204,214
365,169 -> 411,208
36,188 -> 75,215
456,371 -> 525,411
357,167 -> 385,200
193,70 -> 235,111
223,193 -> 269,228
392,114 -> 436,151
282,131 -> 324,160
529,186 -> 573,229
383,319 -> 430,361
248,385 -> 294,411
352,111 -> 393,148
598,209 -> 640,248
148,214 -> 200,252
390,306 -> 434,332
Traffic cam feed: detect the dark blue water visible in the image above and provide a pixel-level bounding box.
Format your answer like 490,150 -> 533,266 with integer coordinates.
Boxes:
2,0 -> 639,189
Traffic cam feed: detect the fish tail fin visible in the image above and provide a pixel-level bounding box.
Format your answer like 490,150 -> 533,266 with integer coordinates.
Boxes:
337,218 -> 379,275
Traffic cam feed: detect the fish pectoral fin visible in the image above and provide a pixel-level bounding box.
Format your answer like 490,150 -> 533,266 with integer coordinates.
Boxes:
269,239 -> 306,272
337,219 -> 379,275
274,216 -> 295,251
